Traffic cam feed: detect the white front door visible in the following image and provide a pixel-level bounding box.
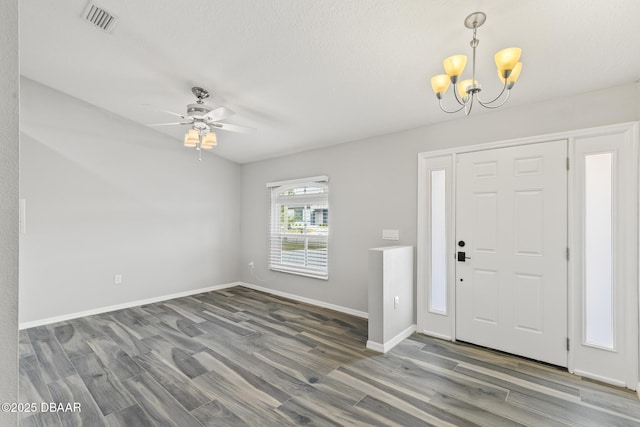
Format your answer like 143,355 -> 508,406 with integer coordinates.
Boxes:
455,140 -> 568,366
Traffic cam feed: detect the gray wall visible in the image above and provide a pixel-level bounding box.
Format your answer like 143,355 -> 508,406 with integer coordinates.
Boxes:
19,78 -> 242,324
0,0 -> 19,423
240,83 -> 640,314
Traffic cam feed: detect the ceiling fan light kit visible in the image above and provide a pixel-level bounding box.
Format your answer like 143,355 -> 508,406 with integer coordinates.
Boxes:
430,11 -> 523,115
148,86 -> 253,160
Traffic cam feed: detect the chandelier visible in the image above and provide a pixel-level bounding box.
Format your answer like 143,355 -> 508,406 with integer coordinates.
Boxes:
430,12 -> 523,115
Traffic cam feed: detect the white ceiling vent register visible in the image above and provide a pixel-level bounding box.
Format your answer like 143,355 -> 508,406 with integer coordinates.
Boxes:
82,3 -> 119,33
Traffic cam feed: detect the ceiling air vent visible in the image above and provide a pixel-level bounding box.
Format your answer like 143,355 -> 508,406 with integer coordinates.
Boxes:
82,3 -> 119,33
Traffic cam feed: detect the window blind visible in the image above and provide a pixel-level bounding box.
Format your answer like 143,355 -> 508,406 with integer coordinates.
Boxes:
268,178 -> 329,280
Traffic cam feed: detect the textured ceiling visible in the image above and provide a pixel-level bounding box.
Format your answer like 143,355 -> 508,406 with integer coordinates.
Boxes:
19,0 -> 640,164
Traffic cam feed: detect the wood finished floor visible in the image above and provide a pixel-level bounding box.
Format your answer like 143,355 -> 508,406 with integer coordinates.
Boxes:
18,286 -> 640,426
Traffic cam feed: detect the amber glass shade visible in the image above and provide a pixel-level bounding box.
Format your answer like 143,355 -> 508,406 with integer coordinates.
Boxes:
430,74 -> 451,94
494,47 -> 521,72
498,62 -> 523,84
507,61 -> 522,82
184,129 -> 199,147
443,55 -> 467,78
456,79 -> 476,99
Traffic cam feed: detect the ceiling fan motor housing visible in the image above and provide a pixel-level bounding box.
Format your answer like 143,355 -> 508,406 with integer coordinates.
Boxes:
186,103 -> 213,119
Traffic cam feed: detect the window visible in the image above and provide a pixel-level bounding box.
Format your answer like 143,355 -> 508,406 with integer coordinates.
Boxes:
267,176 -> 329,279
429,169 -> 447,314
584,152 -> 614,348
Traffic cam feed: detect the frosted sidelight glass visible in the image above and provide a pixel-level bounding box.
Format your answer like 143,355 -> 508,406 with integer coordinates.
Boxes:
584,153 -> 614,348
430,170 -> 447,314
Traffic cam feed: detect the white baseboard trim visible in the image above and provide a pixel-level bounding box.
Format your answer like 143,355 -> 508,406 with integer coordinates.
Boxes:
365,340 -> 385,353
367,324 -> 416,353
418,330 -> 453,341
238,281 -> 368,319
19,281 -> 370,329
573,369 -> 627,389
18,282 -> 240,330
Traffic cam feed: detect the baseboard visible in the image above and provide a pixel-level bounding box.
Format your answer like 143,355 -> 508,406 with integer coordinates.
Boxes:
366,324 -> 416,353
366,340 -> 385,353
238,281 -> 368,319
19,280 -> 369,329
573,369 -> 627,389
18,282 -> 240,330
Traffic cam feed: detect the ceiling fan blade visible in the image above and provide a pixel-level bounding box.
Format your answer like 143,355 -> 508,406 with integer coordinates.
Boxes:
147,122 -> 191,127
211,122 -> 255,134
203,106 -> 234,122
160,109 -> 188,120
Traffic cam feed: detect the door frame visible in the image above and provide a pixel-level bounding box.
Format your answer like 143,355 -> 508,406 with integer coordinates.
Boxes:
416,121 -> 639,389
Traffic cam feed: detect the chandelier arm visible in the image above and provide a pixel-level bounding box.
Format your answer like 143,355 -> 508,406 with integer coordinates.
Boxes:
452,85 -> 467,106
476,80 -> 509,106
478,88 -> 511,109
438,98 -> 467,114
465,95 -> 475,116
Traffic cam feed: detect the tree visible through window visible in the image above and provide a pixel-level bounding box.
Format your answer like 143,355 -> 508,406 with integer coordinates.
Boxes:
269,180 -> 329,279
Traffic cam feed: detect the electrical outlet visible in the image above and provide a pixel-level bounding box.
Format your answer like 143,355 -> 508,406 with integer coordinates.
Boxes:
394,296 -> 399,309
114,274 -> 122,285
248,261 -> 254,269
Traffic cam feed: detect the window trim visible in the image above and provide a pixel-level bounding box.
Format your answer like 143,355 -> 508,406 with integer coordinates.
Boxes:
266,175 -> 329,188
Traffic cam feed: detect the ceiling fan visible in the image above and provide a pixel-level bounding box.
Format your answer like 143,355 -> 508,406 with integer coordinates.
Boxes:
148,86 -> 254,154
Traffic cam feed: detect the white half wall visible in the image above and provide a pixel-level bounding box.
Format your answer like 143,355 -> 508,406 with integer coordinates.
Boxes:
19,78 -> 242,324
0,0 -> 19,423
240,83 -> 640,315
367,245 -> 414,353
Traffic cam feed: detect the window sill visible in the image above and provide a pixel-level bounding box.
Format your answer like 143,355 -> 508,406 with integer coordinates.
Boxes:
269,265 -> 328,281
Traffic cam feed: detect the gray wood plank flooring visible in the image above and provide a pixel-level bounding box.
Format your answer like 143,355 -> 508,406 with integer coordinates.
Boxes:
19,286 -> 640,426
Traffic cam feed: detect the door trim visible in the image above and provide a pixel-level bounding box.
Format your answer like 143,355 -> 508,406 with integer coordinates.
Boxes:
569,126 -> 639,389
416,121 -> 639,389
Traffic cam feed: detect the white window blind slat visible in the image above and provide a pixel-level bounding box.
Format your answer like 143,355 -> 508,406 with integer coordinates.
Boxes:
268,178 -> 329,280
